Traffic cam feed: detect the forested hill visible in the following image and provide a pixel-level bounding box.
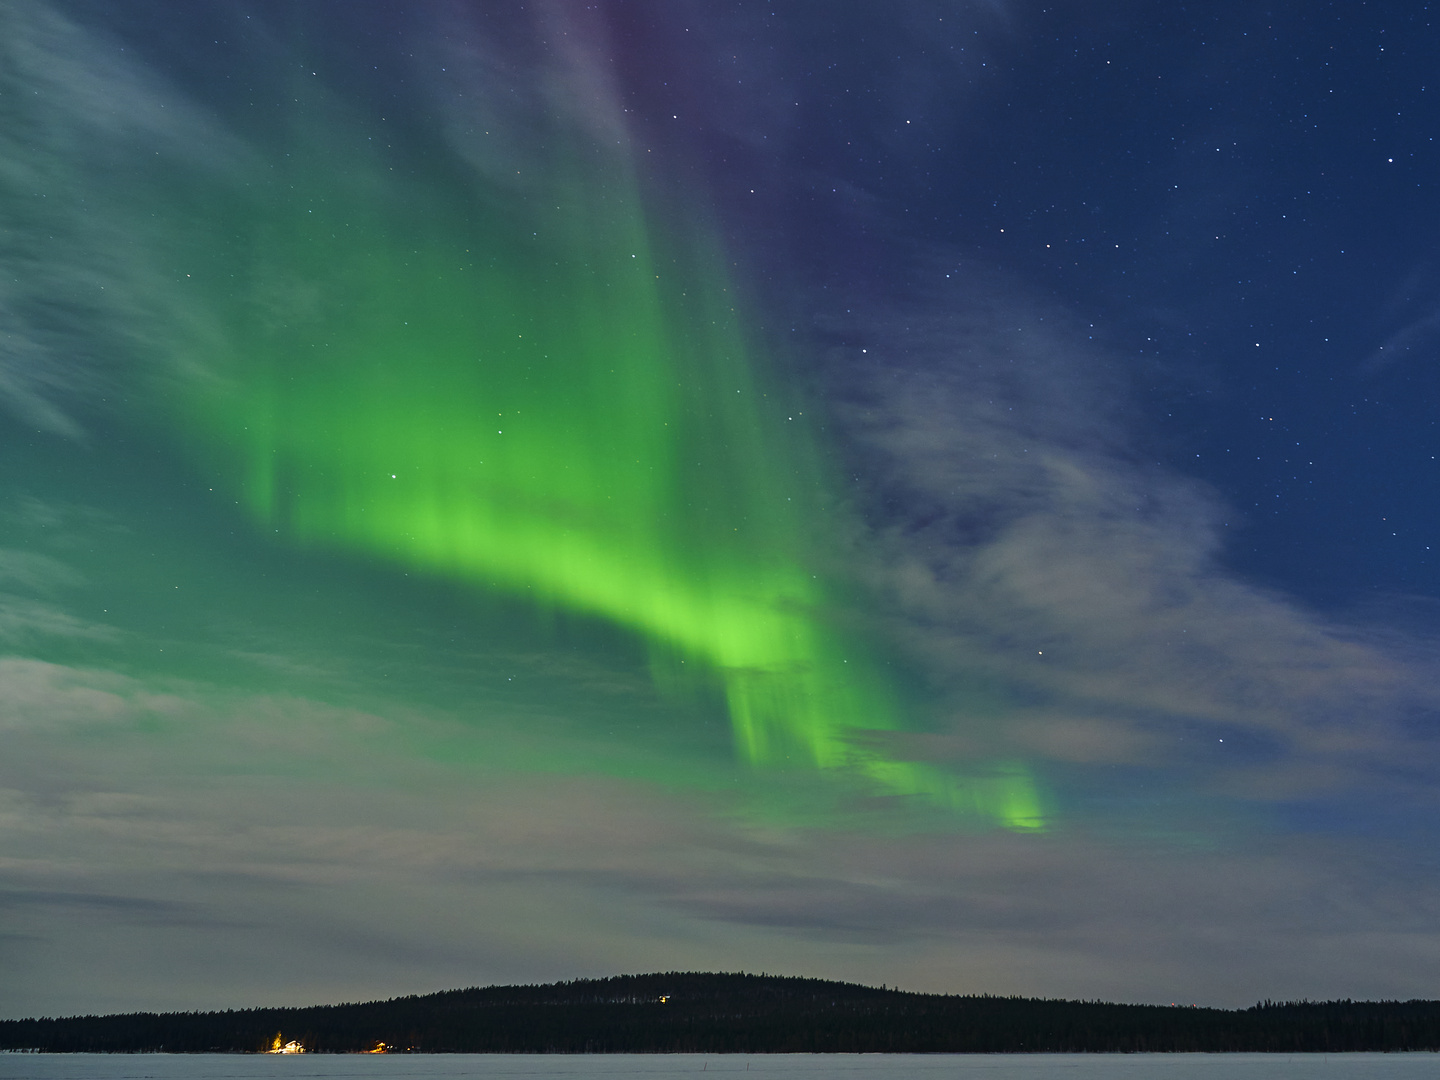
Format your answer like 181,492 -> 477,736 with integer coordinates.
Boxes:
4,972 -> 1440,1053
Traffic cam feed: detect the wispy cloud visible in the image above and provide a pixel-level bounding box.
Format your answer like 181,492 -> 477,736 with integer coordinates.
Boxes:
824,262 -> 1440,811
0,657 -> 185,732
0,0 -> 257,437
1360,262 -> 1440,376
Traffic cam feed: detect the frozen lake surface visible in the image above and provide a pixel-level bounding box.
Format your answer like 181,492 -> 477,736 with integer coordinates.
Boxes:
2,1054 -> 1438,1080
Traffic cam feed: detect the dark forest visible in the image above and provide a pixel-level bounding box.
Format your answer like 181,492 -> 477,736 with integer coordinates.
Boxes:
4,973 -> 1439,1054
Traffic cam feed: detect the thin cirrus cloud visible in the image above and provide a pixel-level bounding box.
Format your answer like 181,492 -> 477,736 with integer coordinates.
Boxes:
0,1 -> 257,439
822,269 -> 1440,817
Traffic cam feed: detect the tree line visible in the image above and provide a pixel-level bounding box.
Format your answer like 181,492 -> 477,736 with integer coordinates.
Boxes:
4,972 -> 1439,1054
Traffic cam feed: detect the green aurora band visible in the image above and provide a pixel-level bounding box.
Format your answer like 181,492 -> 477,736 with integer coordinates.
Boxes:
169,87 -> 1041,829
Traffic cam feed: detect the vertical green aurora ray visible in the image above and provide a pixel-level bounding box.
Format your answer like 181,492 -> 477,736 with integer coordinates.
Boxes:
174,78 -> 1041,829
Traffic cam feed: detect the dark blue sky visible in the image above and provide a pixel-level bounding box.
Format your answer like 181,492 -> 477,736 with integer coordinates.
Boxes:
829,1 -> 1440,605
607,0 -> 1440,606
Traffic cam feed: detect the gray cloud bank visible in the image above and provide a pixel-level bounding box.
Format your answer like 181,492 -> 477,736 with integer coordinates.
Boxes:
5,697 -> 1440,1015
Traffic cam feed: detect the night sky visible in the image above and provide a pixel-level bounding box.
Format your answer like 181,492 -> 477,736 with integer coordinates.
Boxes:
2,0 -> 1438,1017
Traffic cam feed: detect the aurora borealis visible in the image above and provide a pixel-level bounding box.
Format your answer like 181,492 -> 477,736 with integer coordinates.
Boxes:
4,0 -> 1440,1017
133,22 -> 1040,823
